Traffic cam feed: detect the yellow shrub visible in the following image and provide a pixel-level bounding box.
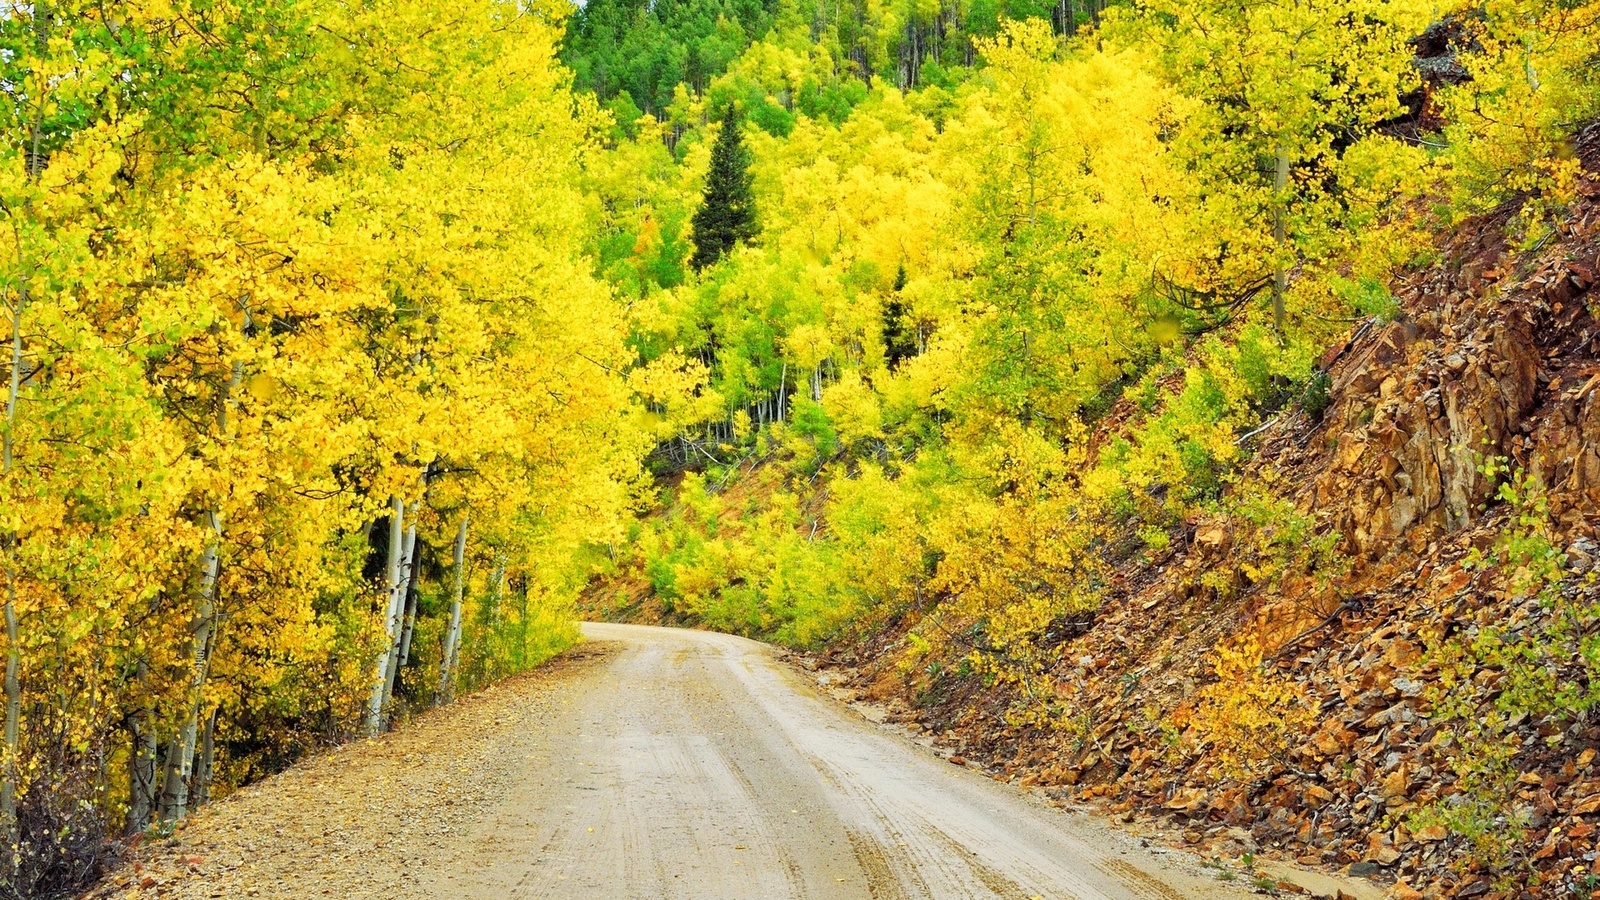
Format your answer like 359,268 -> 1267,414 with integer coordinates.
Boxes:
1184,635 -> 1316,778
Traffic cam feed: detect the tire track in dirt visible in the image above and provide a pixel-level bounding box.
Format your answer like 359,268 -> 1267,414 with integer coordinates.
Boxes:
1096,859 -> 1191,900
93,625 -> 1264,899
845,829 -> 910,900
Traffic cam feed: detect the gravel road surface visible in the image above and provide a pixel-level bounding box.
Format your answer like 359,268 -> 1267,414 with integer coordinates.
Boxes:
432,623 -> 1248,900
95,623 -> 1257,899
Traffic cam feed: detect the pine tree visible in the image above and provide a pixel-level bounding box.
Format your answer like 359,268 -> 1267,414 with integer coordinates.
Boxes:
690,114 -> 758,271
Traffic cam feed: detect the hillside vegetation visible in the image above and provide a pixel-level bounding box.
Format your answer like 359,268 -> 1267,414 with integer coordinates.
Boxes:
574,0 -> 1600,896
0,2 -> 644,896
4,0 -> 1599,897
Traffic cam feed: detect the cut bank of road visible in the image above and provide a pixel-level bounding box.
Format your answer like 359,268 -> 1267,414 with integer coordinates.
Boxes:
97,623 -> 1257,899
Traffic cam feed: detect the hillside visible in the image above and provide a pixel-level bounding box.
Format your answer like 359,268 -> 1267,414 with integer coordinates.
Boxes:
808,126 -> 1600,899
585,120 -> 1600,898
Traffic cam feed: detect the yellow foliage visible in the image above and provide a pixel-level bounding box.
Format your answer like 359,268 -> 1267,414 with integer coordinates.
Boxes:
820,371 -> 883,447
1183,635 -> 1316,779
1437,1 -> 1600,223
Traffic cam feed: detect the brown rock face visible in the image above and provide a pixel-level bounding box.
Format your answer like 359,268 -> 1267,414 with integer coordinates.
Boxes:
1311,227 -> 1600,555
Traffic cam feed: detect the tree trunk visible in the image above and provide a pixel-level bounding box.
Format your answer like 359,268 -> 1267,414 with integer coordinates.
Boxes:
157,510 -> 221,826
0,8 -> 53,853
193,705 -> 218,808
437,515 -> 469,705
125,659 -> 158,835
395,548 -> 420,670
364,496 -> 407,735
516,576 -> 529,670
379,507 -> 419,722
158,352 -> 240,825
0,227 -> 28,858
126,719 -> 157,835
1272,144 -> 1290,337
0,573 -> 16,849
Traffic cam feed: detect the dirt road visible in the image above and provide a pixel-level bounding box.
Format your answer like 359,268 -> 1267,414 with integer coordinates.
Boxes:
437,623 -> 1246,899
99,624 -> 1255,899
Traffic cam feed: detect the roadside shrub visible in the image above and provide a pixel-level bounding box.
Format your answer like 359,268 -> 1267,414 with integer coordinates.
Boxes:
1410,461 -> 1600,871
1180,635 -> 1316,779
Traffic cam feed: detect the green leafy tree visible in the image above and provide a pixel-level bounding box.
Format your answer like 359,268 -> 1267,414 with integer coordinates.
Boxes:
690,114 -> 759,270
1108,0 -> 1432,335
563,0 -> 780,115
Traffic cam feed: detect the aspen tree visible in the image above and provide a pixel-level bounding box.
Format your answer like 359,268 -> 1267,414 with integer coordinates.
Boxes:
365,498 -> 408,735
0,0 -> 647,883
157,349 -> 238,825
438,515 -> 470,705
1108,0 -> 1433,334
0,0 -> 54,852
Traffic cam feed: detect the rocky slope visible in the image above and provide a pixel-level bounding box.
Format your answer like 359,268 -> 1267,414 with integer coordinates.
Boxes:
818,126 -> 1600,900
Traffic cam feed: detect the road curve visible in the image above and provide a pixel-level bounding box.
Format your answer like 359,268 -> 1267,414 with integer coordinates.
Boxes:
426,622 -> 1249,900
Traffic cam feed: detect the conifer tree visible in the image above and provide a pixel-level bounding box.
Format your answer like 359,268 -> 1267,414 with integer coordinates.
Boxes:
690,113 -> 758,270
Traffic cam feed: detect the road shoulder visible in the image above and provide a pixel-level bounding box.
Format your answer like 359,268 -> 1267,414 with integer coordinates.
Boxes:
87,642 -> 620,899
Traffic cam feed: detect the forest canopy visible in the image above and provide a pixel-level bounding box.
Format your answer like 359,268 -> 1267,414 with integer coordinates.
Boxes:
4,0 -> 1599,896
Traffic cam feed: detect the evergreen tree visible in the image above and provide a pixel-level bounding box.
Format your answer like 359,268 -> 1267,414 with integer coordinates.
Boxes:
690,113 -> 758,270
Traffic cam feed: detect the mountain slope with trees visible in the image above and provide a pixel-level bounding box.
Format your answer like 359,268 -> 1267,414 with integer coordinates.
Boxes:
813,139 -> 1600,896
10,0 -> 1600,897
577,1 -> 1600,896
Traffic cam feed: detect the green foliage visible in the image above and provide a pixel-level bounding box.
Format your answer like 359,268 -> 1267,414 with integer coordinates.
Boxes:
690,114 -> 759,270
1300,370 -> 1333,422
1335,276 -> 1401,324
1229,476 -> 1349,590
1411,461 -> 1599,870
563,0 -> 780,114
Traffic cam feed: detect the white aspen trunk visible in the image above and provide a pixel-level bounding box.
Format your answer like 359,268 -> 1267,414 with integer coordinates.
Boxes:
489,559 -> 505,621
396,587 -> 417,669
0,9 -> 51,849
127,718 -> 157,835
778,363 -> 786,422
157,353 -> 239,825
1272,144 -> 1290,337
157,510 -> 220,825
125,660 -> 158,835
379,510 -> 419,721
437,515 -> 469,705
0,243 -> 26,850
364,496 -> 407,735
396,552 -> 419,670
194,705 -> 218,808
0,575 -> 16,844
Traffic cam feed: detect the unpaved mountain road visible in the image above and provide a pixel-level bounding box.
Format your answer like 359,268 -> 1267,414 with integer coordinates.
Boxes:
97,623 -> 1258,899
